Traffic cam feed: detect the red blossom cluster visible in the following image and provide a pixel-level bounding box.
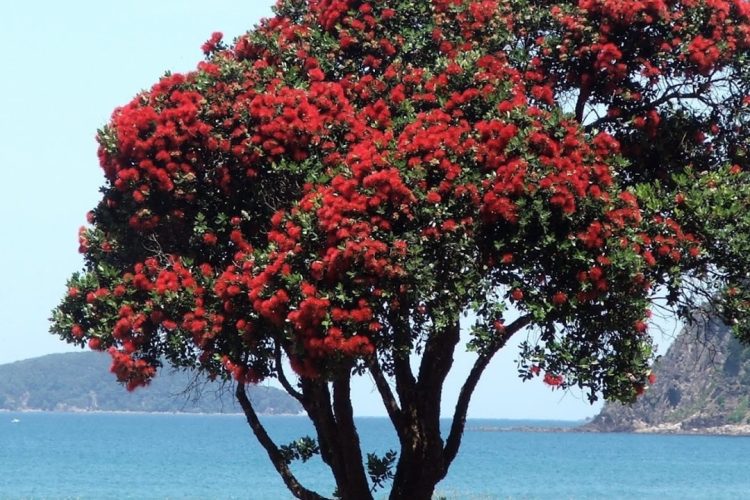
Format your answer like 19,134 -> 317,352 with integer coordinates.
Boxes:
248,87 -> 326,160
108,347 -> 157,391
201,32 -> 224,55
551,0 -> 750,79
543,372 -> 565,387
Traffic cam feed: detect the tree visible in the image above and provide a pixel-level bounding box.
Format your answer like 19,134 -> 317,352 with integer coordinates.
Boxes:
52,0 -> 750,498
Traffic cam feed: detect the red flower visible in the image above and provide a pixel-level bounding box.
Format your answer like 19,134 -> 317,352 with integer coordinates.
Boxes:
588,266 -> 604,281
543,373 -> 564,387
511,288 -> 524,301
442,219 -> 457,231
308,68 -> 325,82
552,292 -> 568,306
203,233 -> 218,246
201,32 -> 223,55
643,251 -> 656,267
426,191 -> 441,203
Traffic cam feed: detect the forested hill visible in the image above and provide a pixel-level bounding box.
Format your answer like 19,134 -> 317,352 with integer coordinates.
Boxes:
584,317 -> 750,435
0,351 -> 301,414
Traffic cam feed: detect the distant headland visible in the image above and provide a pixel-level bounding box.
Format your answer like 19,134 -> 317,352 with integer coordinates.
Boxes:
583,316 -> 750,436
0,351 -> 302,415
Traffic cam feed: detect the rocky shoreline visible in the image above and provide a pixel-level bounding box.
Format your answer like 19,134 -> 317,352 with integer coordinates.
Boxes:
601,422 -> 750,436
469,422 -> 750,436
579,316 -> 750,437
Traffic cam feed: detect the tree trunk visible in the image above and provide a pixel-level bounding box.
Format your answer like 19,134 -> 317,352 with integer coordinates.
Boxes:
390,400 -> 447,500
248,315 -> 531,499
388,380 -> 449,499
388,432 -> 445,500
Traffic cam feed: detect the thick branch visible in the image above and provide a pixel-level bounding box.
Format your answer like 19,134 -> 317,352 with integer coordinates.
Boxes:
235,384 -> 328,500
392,352 -> 416,408
299,377 -> 372,500
442,314 -> 532,469
332,370 -> 373,500
417,318 -> 461,394
299,379 -> 338,469
575,85 -> 591,123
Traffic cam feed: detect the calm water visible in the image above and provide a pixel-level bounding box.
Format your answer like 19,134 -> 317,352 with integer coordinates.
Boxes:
1,413 -> 749,499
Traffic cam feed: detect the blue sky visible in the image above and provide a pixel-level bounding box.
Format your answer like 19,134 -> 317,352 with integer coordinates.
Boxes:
0,0 -> 681,419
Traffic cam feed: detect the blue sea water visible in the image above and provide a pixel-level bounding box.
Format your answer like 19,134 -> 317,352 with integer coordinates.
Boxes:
1,413 -> 749,499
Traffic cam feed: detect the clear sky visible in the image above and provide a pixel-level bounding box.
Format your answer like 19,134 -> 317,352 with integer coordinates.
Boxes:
0,0 -> 681,420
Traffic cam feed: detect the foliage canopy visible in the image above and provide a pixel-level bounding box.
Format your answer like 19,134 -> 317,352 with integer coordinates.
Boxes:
53,0 -> 750,498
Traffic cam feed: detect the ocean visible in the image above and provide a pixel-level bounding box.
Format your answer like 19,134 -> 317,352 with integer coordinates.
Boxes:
1,413 -> 749,499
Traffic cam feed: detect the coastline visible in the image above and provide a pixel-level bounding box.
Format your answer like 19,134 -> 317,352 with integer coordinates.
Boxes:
468,420 -> 750,436
6,410 -> 748,435
592,422 -> 750,437
0,408 -> 303,417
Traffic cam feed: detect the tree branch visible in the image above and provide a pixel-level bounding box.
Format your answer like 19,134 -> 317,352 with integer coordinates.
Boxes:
392,351 -> 416,407
442,314 -> 532,470
584,88 -> 708,132
299,379 -> 338,469
575,86 -> 591,123
300,377 -> 372,499
235,383 -> 329,500
368,356 -> 405,440
389,308 -> 417,412
417,318 -> 461,394
332,369 -> 373,500
275,343 -> 305,404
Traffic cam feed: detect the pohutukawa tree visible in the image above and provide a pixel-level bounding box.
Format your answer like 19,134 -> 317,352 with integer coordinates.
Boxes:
53,0 -> 750,498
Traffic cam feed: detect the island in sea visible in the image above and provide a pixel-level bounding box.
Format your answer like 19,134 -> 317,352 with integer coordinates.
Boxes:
0,351 -> 302,415
584,315 -> 750,435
